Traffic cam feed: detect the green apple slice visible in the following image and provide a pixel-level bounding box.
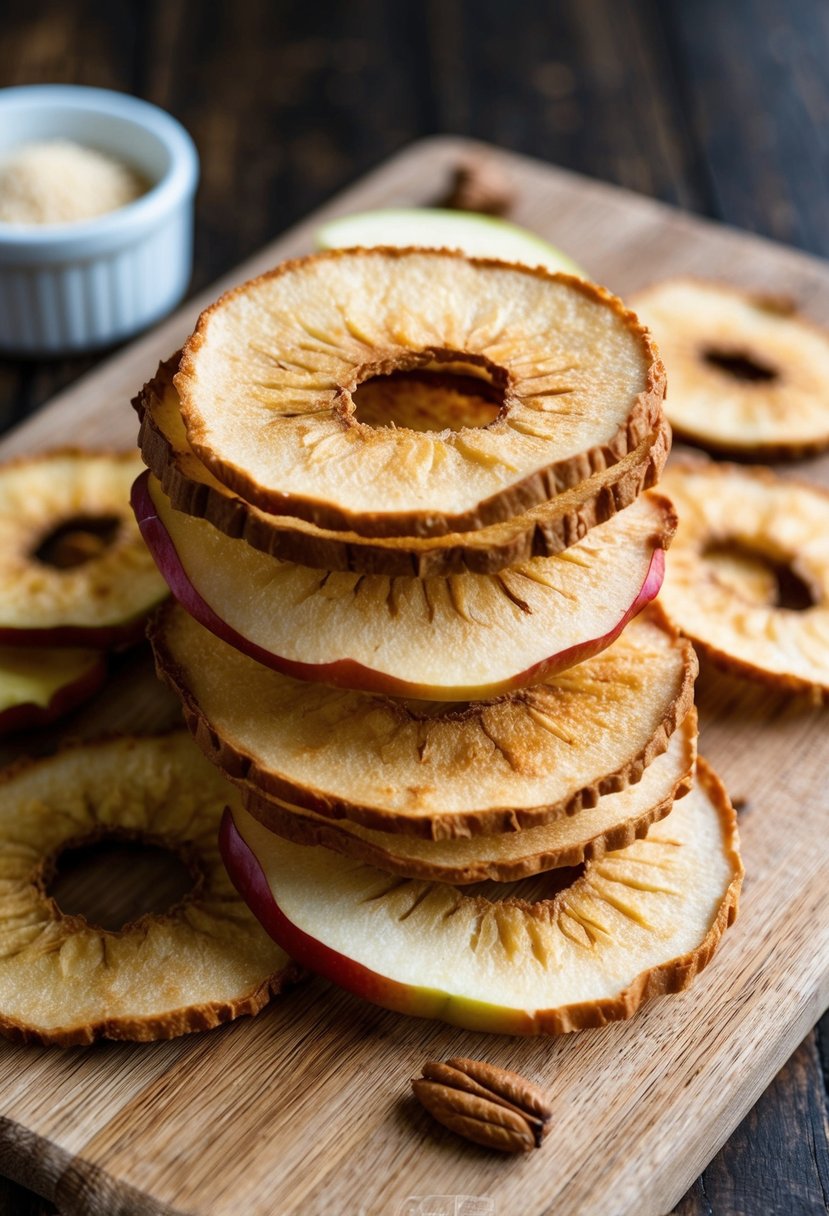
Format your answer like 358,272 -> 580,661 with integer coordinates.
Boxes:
220,759 -> 743,1034
317,208 -> 586,277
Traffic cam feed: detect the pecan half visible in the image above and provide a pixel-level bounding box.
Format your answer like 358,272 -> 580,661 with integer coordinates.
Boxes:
440,159 -> 515,217
412,1057 -> 552,1153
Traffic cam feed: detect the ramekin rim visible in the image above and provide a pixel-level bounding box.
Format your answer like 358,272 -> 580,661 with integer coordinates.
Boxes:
0,84 -> 199,252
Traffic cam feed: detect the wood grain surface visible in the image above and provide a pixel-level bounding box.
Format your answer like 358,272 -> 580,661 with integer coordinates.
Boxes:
0,136 -> 828,1216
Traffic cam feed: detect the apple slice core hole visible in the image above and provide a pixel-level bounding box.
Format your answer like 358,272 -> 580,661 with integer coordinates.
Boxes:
350,351 -> 507,433
46,833 -> 199,932
702,347 -> 778,383
702,540 -> 816,612
34,514 -> 122,569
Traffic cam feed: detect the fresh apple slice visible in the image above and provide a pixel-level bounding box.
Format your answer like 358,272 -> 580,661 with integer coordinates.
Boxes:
149,603 -> 697,838
317,208 -> 586,277
659,460 -> 829,699
0,451 -> 168,647
135,471 -> 672,699
0,645 -> 106,734
220,759 -> 742,1035
241,711 -> 697,883
136,356 -> 670,577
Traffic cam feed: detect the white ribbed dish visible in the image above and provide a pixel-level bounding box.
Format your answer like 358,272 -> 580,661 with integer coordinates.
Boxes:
0,85 -> 199,355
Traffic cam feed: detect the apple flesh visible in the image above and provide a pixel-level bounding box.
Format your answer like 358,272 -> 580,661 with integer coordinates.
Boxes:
0,646 -> 105,734
219,764 -> 741,1035
150,603 -> 697,837
316,208 -> 587,278
219,806 -> 545,1034
134,471 -> 670,700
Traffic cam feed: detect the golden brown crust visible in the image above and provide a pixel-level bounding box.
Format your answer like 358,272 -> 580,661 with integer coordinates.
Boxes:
175,247 -> 666,537
148,601 -> 698,839
0,966 -> 303,1049
696,631 -> 829,700
135,357 -> 671,577
239,710 -> 696,883
0,733 -> 302,1047
681,637 -> 829,704
243,787 -> 675,877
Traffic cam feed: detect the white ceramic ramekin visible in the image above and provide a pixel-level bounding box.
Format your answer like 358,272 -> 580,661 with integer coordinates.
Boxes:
0,85 -> 199,355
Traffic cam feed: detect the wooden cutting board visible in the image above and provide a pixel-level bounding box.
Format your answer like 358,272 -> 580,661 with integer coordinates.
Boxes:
1,136 -> 828,1216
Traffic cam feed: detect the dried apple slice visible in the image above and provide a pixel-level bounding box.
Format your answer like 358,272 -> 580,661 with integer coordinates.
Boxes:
0,451 -> 168,646
135,471 -> 673,699
0,645 -> 105,734
220,759 -> 742,1034
631,278 -> 829,458
241,711 -> 697,883
658,460 -> 829,698
136,357 -> 670,576
149,603 -> 697,838
176,248 -> 665,536
0,733 -> 299,1046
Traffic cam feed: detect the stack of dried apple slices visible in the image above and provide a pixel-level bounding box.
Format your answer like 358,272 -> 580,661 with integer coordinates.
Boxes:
0,450 -> 168,733
135,247 -> 743,1035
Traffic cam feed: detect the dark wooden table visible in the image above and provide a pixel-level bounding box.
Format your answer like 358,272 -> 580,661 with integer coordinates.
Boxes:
1,2 -> 828,1213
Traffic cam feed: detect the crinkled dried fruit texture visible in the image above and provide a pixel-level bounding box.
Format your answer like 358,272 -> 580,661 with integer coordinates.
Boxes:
136,357 -> 670,577
631,279 -> 829,459
0,645 -> 106,734
0,450 -> 168,646
220,759 -> 743,1035
176,249 -> 665,536
659,461 -> 829,699
136,471 -> 673,700
0,734 -> 298,1046
149,603 -> 697,839
242,712 -> 697,883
